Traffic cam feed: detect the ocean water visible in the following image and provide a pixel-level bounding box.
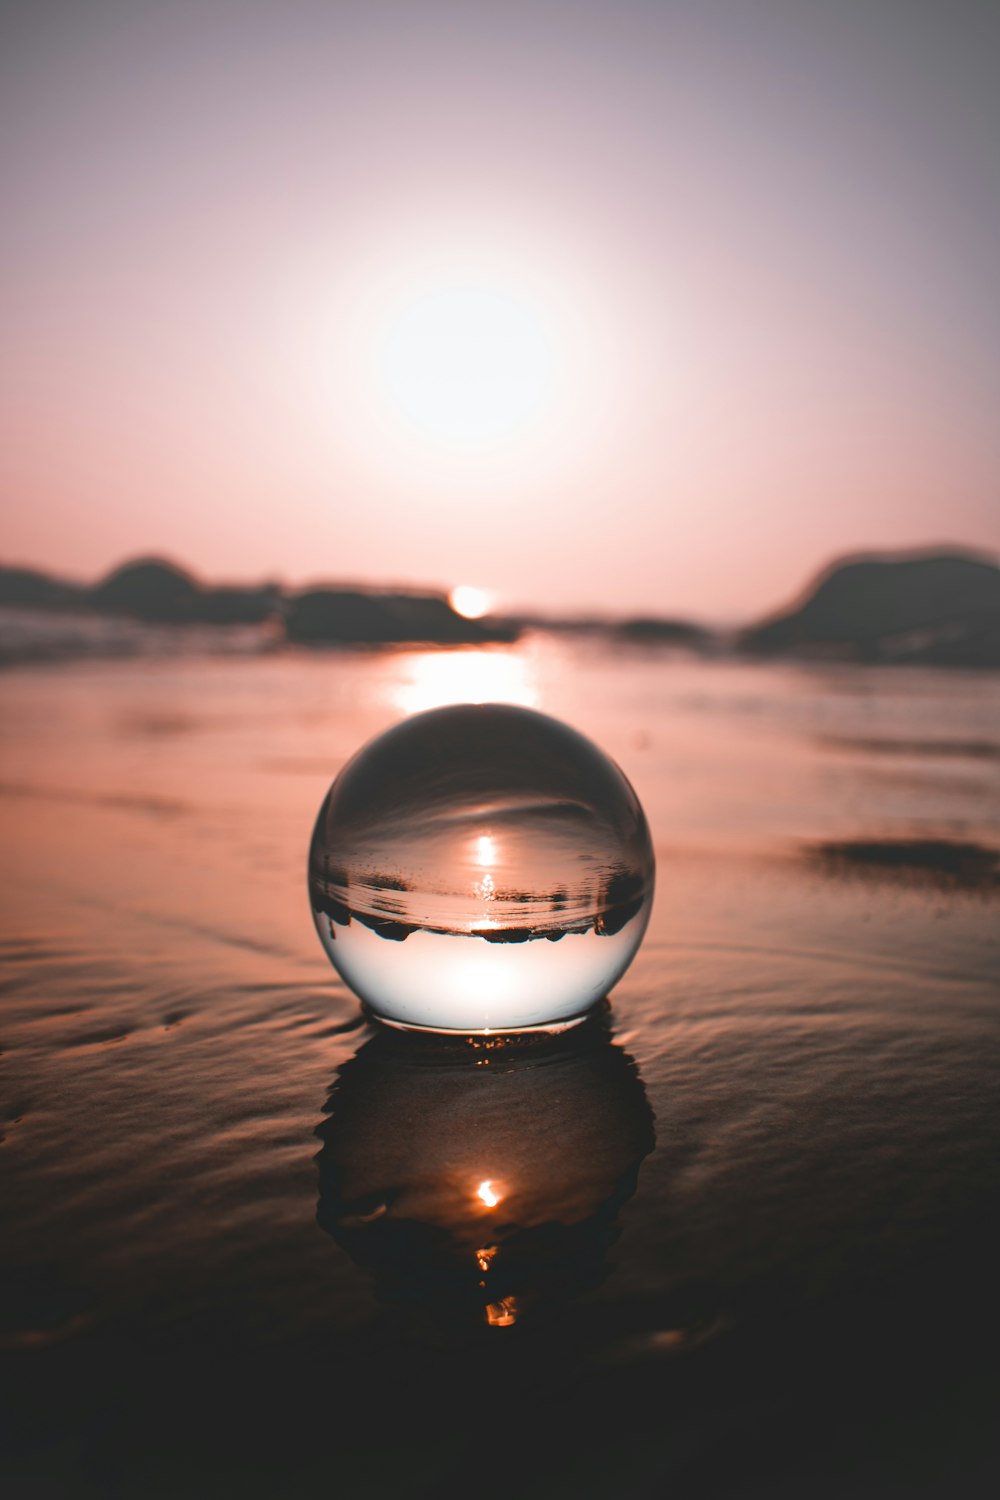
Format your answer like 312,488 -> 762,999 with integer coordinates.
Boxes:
1,630 -> 998,1496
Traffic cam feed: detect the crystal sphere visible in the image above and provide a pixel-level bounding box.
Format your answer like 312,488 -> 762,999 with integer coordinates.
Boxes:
308,703 -> 655,1033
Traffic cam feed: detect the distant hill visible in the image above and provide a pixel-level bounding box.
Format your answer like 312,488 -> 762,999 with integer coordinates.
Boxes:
91,557 -> 283,625
740,549 -> 1000,667
0,564 -> 85,611
5,547 -> 1000,663
0,555 -> 517,646
90,558 -> 204,621
284,587 -> 517,645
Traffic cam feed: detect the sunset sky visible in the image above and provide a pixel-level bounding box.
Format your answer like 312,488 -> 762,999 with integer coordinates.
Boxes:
2,0 -> 998,622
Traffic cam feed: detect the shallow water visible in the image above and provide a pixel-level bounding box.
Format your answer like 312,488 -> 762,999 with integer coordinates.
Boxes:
1,635 -> 998,1496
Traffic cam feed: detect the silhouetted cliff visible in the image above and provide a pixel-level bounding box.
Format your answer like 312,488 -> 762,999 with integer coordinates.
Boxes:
740,550 -> 1000,667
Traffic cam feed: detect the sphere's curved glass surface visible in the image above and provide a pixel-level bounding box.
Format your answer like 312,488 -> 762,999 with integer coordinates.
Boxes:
308,703 -> 655,1032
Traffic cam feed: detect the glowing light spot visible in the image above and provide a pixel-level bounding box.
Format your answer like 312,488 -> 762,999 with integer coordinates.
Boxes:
485,1297 -> 518,1328
390,648 -> 539,716
450,585 -> 494,620
376,278 -> 558,451
472,837 -> 497,905
477,1180 -> 500,1208
474,835 -> 497,868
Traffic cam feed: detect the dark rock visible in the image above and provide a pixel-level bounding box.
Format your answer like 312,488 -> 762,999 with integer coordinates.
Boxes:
740,549 -> 1000,666
613,617 -> 713,647
88,559 -> 278,628
195,585 -> 282,625
89,557 -> 201,622
285,590 -> 393,643
285,587 -> 519,646
596,867 -> 647,934
353,911 -> 416,942
0,565 -> 85,610
808,838 -> 1000,892
312,894 -> 351,928
480,925 -> 533,943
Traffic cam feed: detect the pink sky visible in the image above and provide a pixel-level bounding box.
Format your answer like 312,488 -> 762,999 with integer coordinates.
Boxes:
2,0 -> 998,623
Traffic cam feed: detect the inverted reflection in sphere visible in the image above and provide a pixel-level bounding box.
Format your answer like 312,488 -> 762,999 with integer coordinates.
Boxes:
308,703 -> 655,1033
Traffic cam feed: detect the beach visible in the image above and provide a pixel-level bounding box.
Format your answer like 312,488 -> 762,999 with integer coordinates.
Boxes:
2,632 -> 998,1496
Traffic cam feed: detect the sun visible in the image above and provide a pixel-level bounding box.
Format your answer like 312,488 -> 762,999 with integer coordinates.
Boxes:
302,227 -> 621,488
373,271 -> 560,452
449,584 -> 494,619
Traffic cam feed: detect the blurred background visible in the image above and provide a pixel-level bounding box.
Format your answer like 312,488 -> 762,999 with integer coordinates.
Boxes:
2,0 -> 998,628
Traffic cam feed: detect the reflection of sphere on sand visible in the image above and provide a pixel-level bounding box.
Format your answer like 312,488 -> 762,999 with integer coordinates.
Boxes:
308,703 -> 655,1033
315,1010 -> 655,1331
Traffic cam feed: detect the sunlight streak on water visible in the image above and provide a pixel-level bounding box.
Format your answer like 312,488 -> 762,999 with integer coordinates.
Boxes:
389,646 -> 540,715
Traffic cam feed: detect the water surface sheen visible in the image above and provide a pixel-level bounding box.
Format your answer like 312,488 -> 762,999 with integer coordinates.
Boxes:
1,638 -> 998,1497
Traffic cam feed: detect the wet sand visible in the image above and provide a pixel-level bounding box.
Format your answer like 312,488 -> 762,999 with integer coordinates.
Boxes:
1,638 -> 998,1496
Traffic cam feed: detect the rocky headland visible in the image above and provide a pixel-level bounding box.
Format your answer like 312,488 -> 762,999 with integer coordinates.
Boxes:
739,549 -> 1000,667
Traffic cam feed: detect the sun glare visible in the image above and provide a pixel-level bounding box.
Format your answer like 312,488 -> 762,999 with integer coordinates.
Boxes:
304,227 -> 622,488
450,584 -> 493,619
376,275 -> 558,451
474,835 -> 497,868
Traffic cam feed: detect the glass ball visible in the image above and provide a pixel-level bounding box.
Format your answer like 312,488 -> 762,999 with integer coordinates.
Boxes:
308,703 -> 654,1033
